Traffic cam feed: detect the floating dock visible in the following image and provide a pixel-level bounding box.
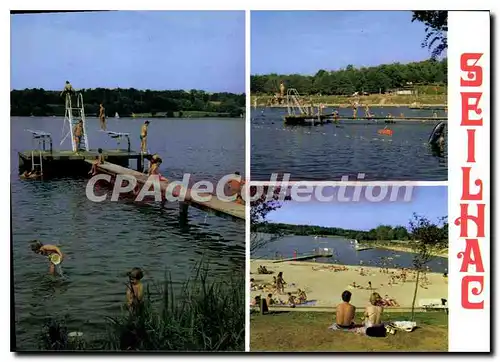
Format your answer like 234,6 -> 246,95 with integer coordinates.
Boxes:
273,248 -> 334,263
87,160 -> 245,221
272,254 -> 324,263
18,149 -> 148,177
284,114 -> 447,125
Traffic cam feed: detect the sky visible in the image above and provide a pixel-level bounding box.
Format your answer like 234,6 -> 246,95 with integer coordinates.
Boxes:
11,11 -> 245,92
266,186 -> 448,231
251,11 -> 439,75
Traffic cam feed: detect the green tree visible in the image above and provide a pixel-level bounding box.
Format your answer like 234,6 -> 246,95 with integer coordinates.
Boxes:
412,11 -> 448,59
408,213 -> 447,321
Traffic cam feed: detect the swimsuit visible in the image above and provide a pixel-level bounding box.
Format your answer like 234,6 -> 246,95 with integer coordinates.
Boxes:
336,323 -> 355,329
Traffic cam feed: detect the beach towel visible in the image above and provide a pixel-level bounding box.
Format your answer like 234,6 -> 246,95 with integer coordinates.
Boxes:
328,323 -> 365,334
390,321 -> 417,332
296,300 -> 317,306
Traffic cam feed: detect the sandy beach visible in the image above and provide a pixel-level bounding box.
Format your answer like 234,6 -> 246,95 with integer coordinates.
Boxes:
374,245 -> 449,258
250,260 -> 448,309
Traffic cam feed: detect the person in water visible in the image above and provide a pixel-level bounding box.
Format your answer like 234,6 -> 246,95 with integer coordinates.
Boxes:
126,267 -> 144,311
30,240 -> 64,275
140,120 -> 150,153
73,120 -> 84,152
99,103 -> 106,131
22,169 -> 42,179
89,148 -> 105,176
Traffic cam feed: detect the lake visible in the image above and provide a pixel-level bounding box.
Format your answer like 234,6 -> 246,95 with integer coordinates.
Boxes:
252,234 -> 448,274
11,116 -> 245,350
251,106 -> 447,181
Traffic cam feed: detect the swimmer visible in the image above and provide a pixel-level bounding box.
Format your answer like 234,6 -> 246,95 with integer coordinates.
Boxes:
140,120 -> 150,153
99,104 -> 106,130
126,267 -> 144,311
73,120 -> 84,152
30,240 -> 63,275
89,148 -> 105,176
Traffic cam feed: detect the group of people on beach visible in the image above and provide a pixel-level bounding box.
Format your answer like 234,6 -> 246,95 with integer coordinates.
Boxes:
251,269 -> 311,308
30,239 -> 145,311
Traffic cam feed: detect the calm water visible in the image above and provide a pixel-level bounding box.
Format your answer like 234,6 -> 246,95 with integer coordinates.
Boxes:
11,116 -> 245,350
252,235 -> 448,274
251,107 -> 448,181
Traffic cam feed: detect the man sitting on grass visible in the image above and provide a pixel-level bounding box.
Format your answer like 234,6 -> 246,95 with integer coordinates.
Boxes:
335,290 -> 356,329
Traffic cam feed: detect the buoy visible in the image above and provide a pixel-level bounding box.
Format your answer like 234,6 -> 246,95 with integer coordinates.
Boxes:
377,129 -> 393,136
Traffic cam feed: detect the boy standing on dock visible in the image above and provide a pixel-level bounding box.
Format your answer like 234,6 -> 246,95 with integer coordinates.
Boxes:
99,104 -> 107,130
140,120 -> 150,153
73,120 -> 84,152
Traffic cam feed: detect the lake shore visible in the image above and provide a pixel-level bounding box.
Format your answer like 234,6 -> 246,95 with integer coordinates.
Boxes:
250,259 -> 448,309
250,94 -> 447,108
372,244 -> 448,258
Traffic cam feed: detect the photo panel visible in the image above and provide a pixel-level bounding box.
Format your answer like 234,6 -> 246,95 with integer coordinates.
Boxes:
10,10 -> 246,352
250,10 -> 448,182
249,184 -> 449,351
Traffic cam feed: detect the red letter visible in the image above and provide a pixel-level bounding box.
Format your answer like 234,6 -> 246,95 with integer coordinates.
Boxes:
466,129 -> 476,163
457,239 -> 485,272
460,53 -> 483,87
454,203 -> 485,238
461,275 -> 485,309
461,167 -> 483,200
461,92 -> 483,126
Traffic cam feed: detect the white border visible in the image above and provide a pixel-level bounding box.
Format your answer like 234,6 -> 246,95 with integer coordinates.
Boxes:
244,9 -> 251,353
448,10 -> 490,352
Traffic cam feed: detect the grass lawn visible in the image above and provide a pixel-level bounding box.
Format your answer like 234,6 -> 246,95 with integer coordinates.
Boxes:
250,311 -> 448,352
251,94 -> 447,106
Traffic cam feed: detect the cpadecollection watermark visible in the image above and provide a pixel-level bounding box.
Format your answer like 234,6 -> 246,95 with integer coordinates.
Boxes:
85,172 -> 414,204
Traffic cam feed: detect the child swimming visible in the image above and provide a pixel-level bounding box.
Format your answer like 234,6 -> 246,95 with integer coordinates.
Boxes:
126,267 -> 144,311
30,240 -> 64,275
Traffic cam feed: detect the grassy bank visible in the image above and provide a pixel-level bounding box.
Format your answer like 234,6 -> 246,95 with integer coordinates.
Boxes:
37,270 -> 245,351
370,240 -> 449,258
251,94 -> 447,107
250,311 -> 448,352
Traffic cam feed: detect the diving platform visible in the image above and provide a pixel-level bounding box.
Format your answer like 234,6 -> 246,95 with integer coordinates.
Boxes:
18,149 -> 149,177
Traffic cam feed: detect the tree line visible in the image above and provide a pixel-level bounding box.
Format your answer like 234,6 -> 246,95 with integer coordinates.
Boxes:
10,88 -> 246,117
254,222 -> 448,246
251,59 -> 447,97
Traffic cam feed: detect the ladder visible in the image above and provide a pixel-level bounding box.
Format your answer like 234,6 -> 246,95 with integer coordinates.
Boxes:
62,92 -> 89,151
31,150 -> 43,174
286,88 -> 308,116
25,129 -> 52,176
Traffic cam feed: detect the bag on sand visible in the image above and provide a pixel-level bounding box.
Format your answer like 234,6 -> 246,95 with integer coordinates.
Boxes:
366,325 -> 387,338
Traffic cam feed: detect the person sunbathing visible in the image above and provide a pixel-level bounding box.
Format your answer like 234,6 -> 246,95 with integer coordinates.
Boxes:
297,289 -> 307,303
364,292 -> 384,327
382,295 -> 399,307
336,290 -> 356,329
257,265 -> 273,274
349,281 -> 360,289
266,293 -> 275,307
